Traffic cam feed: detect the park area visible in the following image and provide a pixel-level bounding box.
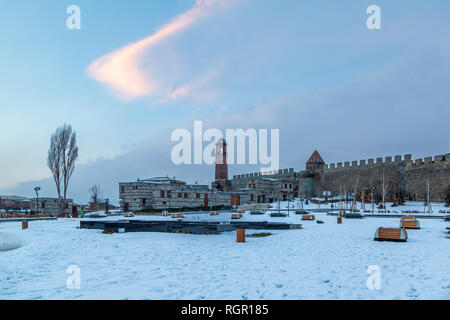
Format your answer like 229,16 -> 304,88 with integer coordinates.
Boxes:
0,201 -> 449,300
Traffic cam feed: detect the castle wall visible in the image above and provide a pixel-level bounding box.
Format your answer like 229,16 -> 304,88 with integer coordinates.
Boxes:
403,154 -> 450,201
320,154 -> 450,202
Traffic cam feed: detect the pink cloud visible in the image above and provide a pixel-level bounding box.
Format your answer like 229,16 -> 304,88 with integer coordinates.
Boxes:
87,0 -> 236,101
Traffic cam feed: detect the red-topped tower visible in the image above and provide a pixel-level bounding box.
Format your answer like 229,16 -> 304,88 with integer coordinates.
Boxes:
306,150 -> 325,172
215,138 -> 228,180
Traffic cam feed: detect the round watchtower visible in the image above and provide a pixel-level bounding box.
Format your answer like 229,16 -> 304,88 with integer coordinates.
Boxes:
306,150 -> 325,172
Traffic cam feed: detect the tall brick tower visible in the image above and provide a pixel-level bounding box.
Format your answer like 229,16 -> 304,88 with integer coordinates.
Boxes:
212,138 -> 231,191
215,138 -> 228,180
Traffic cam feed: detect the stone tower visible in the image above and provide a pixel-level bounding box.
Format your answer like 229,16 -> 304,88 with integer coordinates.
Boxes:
215,138 -> 228,181
306,150 -> 325,172
300,150 -> 325,198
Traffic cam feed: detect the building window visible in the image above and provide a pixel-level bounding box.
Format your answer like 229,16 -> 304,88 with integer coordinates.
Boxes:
41,202 -> 46,209
250,194 -> 254,201
196,193 -> 200,199
160,190 -> 165,198
204,193 -> 208,199
133,186 -> 137,190
184,193 -> 188,199
142,198 -> 146,206
121,186 -> 125,193
178,193 -> 182,198
167,191 -> 172,198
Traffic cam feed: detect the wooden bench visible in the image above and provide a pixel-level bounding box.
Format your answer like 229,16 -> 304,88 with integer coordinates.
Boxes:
401,216 -> 416,221
231,214 -> 243,220
210,211 -> 219,216
124,213 -> 135,218
400,219 -> 420,229
374,228 -> 408,242
302,215 -> 315,221
171,213 -> 185,219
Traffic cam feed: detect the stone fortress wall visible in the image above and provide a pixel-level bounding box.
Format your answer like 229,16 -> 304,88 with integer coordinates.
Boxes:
229,152 -> 450,202
321,153 -> 450,202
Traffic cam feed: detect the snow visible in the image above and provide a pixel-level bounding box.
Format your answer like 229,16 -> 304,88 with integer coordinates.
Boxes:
289,200 -> 450,216
0,232 -> 23,252
0,201 -> 449,300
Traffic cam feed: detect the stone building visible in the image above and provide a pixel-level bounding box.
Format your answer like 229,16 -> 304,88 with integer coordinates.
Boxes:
30,198 -> 74,216
245,177 -> 294,203
211,138 -> 297,203
0,195 -> 30,211
119,177 -> 248,212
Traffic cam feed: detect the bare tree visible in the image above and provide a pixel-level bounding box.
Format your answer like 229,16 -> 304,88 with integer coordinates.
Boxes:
47,130 -> 63,215
445,185 -> 450,208
381,170 -> 390,213
351,173 -> 360,212
89,184 -> 102,213
426,174 -> 432,214
47,124 -> 79,217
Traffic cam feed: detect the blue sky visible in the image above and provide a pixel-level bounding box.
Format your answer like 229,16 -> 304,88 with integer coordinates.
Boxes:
1,0 -> 449,203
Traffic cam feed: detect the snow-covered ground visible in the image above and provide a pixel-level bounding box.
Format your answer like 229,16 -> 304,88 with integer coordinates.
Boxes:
0,201 -> 449,300
290,200 -> 450,215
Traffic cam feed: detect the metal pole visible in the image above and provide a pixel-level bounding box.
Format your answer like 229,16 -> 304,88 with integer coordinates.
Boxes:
34,187 -> 40,216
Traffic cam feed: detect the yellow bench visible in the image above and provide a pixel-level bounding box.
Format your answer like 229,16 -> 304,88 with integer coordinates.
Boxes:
374,228 -> 408,242
400,219 -> 420,229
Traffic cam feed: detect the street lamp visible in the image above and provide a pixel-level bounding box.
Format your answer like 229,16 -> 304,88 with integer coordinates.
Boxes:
34,187 -> 41,215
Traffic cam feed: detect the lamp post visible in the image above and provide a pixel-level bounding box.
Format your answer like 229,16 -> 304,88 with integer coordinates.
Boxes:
34,187 -> 41,215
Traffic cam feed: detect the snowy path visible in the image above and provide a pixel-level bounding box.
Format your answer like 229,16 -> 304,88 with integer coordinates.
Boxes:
0,211 -> 449,300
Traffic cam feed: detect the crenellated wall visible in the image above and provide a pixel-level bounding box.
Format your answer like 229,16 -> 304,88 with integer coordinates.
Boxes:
321,153 -> 450,202
228,152 -> 450,203
324,154 -> 413,171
